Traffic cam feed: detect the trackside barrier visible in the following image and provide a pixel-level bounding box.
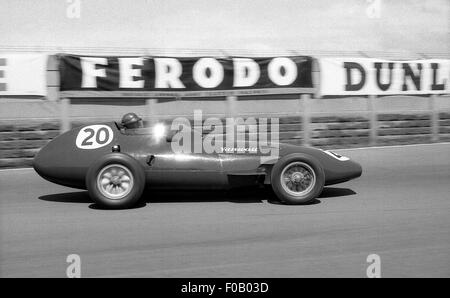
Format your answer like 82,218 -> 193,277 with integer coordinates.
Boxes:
2,93 -> 449,168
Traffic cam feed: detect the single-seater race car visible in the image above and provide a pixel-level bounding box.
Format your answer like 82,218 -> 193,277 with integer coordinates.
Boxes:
33,113 -> 362,209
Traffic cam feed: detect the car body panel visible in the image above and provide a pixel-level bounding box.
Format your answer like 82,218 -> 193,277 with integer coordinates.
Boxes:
33,122 -> 362,190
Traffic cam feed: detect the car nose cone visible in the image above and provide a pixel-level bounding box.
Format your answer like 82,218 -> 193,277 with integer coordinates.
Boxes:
33,131 -> 76,184
349,160 -> 363,179
33,143 -> 58,182
33,146 -> 48,178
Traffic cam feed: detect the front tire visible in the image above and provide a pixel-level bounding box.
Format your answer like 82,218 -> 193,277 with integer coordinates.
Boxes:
86,153 -> 145,209
270,154 -> 325,204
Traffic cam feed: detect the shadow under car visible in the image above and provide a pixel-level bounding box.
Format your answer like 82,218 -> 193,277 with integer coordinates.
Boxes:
38,186 -> 357,209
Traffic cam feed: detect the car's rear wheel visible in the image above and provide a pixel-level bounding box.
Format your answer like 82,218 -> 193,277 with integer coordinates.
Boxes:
270,154 -> 324,204
86,153 -> 145,209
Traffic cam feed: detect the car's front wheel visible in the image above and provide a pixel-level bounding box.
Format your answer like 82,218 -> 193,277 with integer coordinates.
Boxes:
86,153 -> 145,209
270,154 -> 325,204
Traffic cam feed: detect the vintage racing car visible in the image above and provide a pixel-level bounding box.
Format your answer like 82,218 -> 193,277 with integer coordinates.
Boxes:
33,113 -> 362,209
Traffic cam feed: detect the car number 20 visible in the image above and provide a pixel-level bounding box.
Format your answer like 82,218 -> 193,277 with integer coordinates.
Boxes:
76,125 -> 114,149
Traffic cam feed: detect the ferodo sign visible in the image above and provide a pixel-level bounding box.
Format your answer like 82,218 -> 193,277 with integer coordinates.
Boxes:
318,58 -> 450,96
59,55 -> 314,97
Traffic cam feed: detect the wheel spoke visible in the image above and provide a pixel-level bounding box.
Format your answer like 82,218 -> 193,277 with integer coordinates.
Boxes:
286,181 -> 293,190
101,178 -> 110,186
121,182 -> 130,190
300,182 -> 307,190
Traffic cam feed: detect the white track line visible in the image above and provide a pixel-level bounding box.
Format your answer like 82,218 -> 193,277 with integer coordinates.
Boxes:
333,142 -> 450,151
0,167 -> 35,172
1,142 -> 449,172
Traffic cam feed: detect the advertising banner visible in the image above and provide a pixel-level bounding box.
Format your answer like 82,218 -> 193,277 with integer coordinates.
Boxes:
59,55 -> 314,97
318,58 -> 450,96
0,54 -> 48,96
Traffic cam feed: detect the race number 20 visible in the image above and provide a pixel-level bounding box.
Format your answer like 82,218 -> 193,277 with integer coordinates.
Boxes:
76,125 -> 114,149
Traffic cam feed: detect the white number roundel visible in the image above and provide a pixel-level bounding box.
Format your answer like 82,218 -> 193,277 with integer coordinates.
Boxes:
76,125 -> 114,149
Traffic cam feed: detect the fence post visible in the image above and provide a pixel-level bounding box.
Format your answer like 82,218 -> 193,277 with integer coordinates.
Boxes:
368,95 -> 377,146
429,95 -> 438,142
301,94 -> 311,146
226,95 -> 237,129
146,98 -> 157,124
60,98 -> 71,133
225,95 -> 237,146
226,95 -> 237,119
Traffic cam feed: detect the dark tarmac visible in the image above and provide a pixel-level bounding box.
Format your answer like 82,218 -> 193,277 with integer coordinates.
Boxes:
1,143 -> 449,277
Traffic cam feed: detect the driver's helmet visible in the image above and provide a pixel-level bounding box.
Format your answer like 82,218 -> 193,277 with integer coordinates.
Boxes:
121,112 -> 142,129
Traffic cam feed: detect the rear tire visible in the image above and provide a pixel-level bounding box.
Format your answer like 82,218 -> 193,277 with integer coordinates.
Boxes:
270,154 -> 324,204
86,153 -> 145,209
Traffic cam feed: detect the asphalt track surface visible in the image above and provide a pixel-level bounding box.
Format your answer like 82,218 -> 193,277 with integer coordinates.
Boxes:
1,143 -> 449,277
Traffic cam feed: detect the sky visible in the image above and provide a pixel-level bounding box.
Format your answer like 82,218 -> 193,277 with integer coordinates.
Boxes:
0,0 -> 448,55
